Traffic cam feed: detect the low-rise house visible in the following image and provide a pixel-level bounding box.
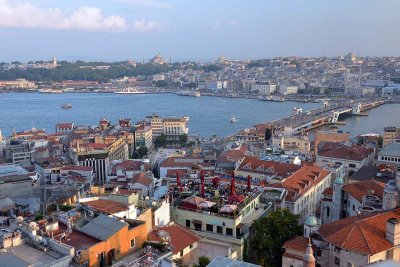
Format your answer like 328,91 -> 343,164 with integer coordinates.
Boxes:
377,142 -> 400,170
148,223 -> 200,260
80,198 -> 138,219
316,142 -> 374,175
317,208 -> 400,267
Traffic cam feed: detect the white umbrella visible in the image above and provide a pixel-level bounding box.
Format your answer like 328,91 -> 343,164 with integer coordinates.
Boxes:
220,204 -> 237,213
198,200 -> 216,209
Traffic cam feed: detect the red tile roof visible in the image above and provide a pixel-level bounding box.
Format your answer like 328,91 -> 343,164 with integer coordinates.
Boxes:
131,172 -> 153,186
318,142 -> 374,161
270,165 -> 330,202
343,180 -> 385,203
237,156 -> 301,178
319,208 -> 400,255
283,236 -> 313,253
322,187 -> 333,196
148,224 -> 200,254
160,157 -> 204,168
83,199 -> 128,214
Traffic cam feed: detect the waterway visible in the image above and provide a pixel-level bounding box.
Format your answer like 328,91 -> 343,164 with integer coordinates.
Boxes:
0,93 -> 399,138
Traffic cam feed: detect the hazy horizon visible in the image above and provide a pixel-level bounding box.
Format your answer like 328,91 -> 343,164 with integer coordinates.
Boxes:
1,0 -> 400,62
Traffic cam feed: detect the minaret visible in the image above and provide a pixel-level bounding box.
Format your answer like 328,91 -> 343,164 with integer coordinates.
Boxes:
303,239 -> 316,267
332,176 -> 344,222
0,128 -> 2,143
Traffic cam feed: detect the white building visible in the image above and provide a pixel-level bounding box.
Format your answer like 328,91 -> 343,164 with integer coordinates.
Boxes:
250,81 -> 276,95
377,142 -> 400,170
279,85 -> 298,95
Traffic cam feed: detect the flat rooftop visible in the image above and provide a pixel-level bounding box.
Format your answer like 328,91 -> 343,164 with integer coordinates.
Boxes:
207,256 -> 261,267
0,164 -> 28,177
0,243 -> 64,266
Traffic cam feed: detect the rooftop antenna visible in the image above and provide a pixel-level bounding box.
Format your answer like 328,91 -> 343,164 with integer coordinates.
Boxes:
142,53 -> 145,64
169,52 -> 172,65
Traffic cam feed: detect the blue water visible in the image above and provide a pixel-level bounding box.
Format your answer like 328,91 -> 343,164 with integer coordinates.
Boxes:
0,93 -> 319,138
0,93 -> 399,138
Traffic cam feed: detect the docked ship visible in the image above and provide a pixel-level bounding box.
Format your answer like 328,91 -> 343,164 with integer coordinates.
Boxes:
114,88 -> 145,94
61,104 -> 72,109
177,90 -> 201,97
38,89 -> 62,94
258,95 -> 285,102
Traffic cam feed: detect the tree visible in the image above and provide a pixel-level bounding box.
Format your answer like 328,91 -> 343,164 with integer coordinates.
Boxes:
251,209 -> 302,267
155,134 -> 167,147
156,80 -> 168,87
193,256 -> 210,267
179,133 -> 188,144
137,146 -> 148,158
378,136 -> 383,148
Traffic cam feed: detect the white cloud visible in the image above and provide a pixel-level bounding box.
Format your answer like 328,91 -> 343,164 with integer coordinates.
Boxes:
0,0 -> 166,33
227,19 -> 240,27
133,20 -> 167,32
116,0 -> 171,9
211,19 -> 240,31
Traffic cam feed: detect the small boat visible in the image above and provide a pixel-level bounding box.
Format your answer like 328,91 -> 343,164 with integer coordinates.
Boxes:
114,87 -> 145,94
61,104 -> 72,109
177,89 -> 201,97
230,116 -> 237,123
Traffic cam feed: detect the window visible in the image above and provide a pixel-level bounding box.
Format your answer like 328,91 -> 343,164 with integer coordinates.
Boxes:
327,207 -> 330,217
334,257 -> 340,265
226,228 -> 233,236
130,238 -> 136,248
180,250 -> 183,257
206,224 -> 213,232
349,164 -> 356,168
186,220 -> 190,228
352,204 -> 355,211
217,226 -> 223,234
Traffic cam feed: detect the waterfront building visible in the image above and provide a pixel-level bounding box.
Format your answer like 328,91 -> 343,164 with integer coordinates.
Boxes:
279,85 -> 298,95
12,127 -> 46,141
153,74 -> 165,81
0,78 -> 36,89
377,142 -> 400,170
55,122 -> 75,134
344,86 -> 375,96
384,127 -> 400,146
148,113 -> 163,140
162,117 -> 189,141
250,81 -> 276,95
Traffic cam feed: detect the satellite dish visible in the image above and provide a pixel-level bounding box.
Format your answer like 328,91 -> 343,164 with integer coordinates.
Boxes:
17,216 -> 24,223
151,201 -> 157,207
29,222 -> 37,229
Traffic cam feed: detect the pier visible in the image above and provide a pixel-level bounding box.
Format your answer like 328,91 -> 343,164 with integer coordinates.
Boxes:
262,99 -> 385,135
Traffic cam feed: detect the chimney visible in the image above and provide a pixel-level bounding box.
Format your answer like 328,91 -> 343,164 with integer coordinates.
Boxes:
176,170 -> 182,192
386,218 -> 400,245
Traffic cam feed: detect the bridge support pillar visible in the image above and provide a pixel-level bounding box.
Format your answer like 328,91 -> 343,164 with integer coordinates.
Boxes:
352,103 -> 362,115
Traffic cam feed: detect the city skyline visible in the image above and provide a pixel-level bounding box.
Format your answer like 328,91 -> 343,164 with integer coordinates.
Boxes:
1,0 -> 400,62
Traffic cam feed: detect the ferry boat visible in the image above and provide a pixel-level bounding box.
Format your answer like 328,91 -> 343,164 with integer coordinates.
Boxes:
258,95 -> 285,102
114,88 -> 145,94
177,90 -> 201,97
61,104 -> 72,109
230,116 -> 237,123
38,89 -> 62,94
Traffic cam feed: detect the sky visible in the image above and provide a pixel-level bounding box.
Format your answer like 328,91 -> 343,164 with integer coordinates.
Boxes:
0,0 -> 399,62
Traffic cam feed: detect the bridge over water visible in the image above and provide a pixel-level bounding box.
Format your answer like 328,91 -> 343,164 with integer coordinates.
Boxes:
264,99 -> 385,135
